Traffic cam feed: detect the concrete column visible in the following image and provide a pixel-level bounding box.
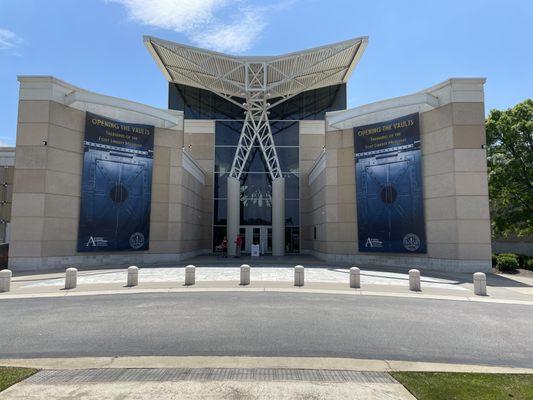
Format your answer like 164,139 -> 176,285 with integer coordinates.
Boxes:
185,265 -> 196,286
473,272 -> 487,296
294,265 -> 304,287
0,269 -> 12,292
240,264 -> 250,285
409,269 -> 421,291
127,266 -> 139,287
272,177 -> 285,256
227,177 -> 240,257
350,267 -> 360,288
65,268 -> 78,290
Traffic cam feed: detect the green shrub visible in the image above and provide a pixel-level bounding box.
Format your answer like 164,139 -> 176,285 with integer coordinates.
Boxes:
496,253 -> 519,272
514,254 -> 533,271
522,256 -> 533,271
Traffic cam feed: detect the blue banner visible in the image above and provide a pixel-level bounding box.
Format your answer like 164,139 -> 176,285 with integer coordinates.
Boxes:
354,113 -> 427,253
77,112 -> 154,252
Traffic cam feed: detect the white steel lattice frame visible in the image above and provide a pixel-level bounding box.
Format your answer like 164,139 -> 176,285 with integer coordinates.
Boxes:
231,62 -> 281,180
144,36 -> 368,180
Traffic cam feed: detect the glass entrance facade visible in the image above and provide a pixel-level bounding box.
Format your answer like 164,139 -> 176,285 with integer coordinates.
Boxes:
213,121 -> 300,253
169,82 -> 347,254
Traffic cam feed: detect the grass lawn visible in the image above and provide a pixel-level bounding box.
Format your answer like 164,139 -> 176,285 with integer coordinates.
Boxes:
0,367 -> 38,392
392,372 -> 533,400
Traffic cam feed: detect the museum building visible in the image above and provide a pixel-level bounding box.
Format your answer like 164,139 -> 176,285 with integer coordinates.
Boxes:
6,36 -> 492,272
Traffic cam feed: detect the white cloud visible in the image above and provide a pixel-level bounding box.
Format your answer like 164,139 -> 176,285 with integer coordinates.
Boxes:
192,9 -> 265,53
110,0 -> 224,32
110,0 -> 287,53
0,28 -> 23,50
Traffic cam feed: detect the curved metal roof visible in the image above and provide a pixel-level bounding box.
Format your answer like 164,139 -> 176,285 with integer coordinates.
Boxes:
144,35 -> 368,108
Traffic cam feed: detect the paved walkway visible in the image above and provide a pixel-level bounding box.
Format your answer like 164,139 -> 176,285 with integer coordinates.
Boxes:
19,266 -> 468,290
3,255 -> 533,304
0,371 -> 415,399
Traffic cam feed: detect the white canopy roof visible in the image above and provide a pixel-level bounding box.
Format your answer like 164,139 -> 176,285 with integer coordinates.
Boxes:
144,35 -> 367,107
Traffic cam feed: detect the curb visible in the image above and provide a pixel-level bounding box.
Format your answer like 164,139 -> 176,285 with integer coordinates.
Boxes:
1,356 -> 532,374
1,285 -> 532,306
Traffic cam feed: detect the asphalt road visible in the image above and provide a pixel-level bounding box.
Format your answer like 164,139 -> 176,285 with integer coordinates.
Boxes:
0,292 -> 532,367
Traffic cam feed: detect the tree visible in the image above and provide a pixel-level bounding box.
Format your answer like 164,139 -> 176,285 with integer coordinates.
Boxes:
486,99 -> 532,237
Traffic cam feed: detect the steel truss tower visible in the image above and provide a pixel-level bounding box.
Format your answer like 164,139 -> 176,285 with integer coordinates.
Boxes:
230,62 -> 282,181
144,35 -> 368,256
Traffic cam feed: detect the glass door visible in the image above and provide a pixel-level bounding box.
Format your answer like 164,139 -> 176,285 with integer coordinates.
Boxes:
241,226 -> 272,254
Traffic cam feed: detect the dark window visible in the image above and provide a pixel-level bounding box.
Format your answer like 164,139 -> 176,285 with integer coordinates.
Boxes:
215,147 -> 236,173
169,83 -> 245,120
269,84 -> 346,120
314,226 -> 317,240
215,120 -> 243,146
239,228 -> 246,250
252,228 -> 260,245
285,199 -> 299,226
245,147 -> 269,172
214,172 -> 229,198
284,172 -> 299,199
214,199 -> 227,225
271,121 -> 299,146
241,198 -> 272,225
213,226 -> 227,251
285,227 -> 300,253
277,147 -> 299,172
170,83 -> 346,120
241,173 -> 272,199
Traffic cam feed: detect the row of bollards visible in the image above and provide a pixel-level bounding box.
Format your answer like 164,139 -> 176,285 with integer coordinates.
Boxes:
0,266 -> 488,296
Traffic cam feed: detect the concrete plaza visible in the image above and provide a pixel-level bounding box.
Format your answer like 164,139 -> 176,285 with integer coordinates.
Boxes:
2,255 -> 532,304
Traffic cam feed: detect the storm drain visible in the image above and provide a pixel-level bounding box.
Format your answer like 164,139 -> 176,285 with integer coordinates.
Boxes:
25,368 -> 396,384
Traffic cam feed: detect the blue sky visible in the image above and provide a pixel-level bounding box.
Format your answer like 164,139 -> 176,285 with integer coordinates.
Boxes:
0,0 -> 531,146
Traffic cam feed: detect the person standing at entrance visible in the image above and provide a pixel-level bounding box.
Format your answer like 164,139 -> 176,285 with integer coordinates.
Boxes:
220,236 -> 228,258
235,234 -> 243,258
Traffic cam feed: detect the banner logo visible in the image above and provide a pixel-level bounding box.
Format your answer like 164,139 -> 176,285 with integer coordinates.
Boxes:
403,233 -> 421,252
365,238 -> 383,248
85,236 -> 108,248
129,232 -> 145,249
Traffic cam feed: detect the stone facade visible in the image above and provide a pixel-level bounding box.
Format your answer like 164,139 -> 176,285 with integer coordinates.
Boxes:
9,76 -> 492,273
302,78 -> 491,272
0,148 -> 15,243
183,120 -> 216,251
9,77 -> 211,271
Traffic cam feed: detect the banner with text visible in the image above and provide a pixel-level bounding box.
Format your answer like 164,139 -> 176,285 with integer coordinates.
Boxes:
354,113 -> 426,253
77,112 -> 154,252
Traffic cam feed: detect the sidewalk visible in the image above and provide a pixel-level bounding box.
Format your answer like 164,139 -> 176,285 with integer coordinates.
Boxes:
2,262 -> 533,305
2,356 -> 533,400
0,368 -> 415,400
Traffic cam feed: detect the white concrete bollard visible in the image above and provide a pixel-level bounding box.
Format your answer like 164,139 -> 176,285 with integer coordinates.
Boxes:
350,267 -> 360,288
294,265 -> 305,287
185,265 -> 196,286
0,269 -> 12,292
127,266 -> 139,287
409,269 -> 421,291
65,268 -> 78,290
473,272 -> 487,296
240,264 -> 250,286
